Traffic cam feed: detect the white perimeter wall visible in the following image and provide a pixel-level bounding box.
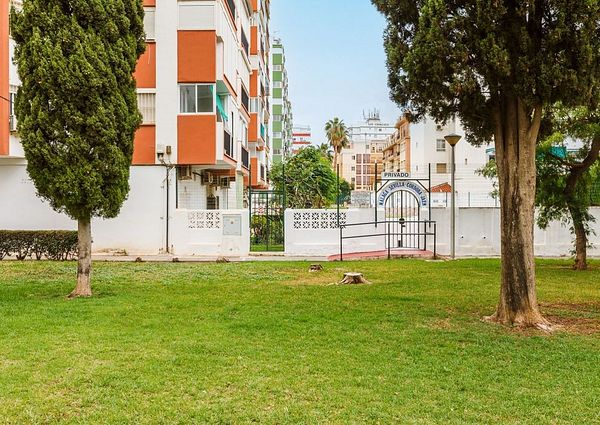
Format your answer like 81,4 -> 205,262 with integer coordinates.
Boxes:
285,207 -> 600,258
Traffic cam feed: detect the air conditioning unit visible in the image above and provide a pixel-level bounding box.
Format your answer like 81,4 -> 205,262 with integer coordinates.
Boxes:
219,177 -> 231,188
177,166 -> 193,181
202,171 -> 215,186
9,115 -> 17,132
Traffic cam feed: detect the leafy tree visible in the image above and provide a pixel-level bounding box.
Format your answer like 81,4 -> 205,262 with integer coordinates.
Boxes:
271,146 -> 340,208
318,142 -> 333,162
373,0 -> 600,328
325,118 -> 349,171
11,0 -> 146,297
478,138 -> 600,271
339,179 -> 353,205
536,106 -> 600,271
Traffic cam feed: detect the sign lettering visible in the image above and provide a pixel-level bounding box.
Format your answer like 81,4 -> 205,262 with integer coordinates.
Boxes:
378,181 -> 428,208
381,172 -> 411,180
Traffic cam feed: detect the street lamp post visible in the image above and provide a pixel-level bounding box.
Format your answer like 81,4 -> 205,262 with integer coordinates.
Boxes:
444,133 -> 462,259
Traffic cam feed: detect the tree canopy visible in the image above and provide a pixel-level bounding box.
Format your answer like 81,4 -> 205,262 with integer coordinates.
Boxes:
271,146 -> 343,209
11,0 -> 146,221
372,0 -> 600,144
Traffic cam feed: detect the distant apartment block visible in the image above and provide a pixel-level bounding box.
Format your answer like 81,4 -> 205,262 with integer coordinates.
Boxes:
291,125 -> 312,154
339,111 -> 396,190
270,38 -> 293,164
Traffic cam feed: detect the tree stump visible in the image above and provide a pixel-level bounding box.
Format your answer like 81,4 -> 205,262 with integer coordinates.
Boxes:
339,272 -> 370,285
309,264 -> 323,273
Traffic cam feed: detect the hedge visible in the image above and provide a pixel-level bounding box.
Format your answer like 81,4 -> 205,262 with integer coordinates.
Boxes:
0,230 -> 78,261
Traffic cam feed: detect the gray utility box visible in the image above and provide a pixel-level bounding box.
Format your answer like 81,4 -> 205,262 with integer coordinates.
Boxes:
223,214 -> 242,236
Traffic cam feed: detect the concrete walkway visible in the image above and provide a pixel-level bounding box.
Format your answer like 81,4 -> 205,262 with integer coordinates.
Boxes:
92,253 -> 329,263
327,249 -> 436,262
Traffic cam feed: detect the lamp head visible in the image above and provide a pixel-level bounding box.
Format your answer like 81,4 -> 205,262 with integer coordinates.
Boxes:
444,133 -> 462,147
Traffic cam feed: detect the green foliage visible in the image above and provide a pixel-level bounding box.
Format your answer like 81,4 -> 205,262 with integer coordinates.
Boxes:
271,146 -> 340,208
250,215 -> 284,251
372,0 -> 600,144
0,230 -> 78,260
534,106 -> 600,238
0,260 -> 600,422
339,179 -> 353,204
10,0 -> 146,221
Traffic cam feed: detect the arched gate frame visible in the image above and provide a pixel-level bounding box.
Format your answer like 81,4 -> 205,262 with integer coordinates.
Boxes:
375,164 -> 433,251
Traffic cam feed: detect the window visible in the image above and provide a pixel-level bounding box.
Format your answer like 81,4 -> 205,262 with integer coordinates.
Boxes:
179,84 -> 214,114
436,163 -> 448,174
137,91 -> 156,124
144,8 -> 156,40
178,4 -> 214,30
436,139 -> 446,152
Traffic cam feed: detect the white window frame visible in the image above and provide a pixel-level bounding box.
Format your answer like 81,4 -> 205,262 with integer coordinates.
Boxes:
143,8 -> 156,41
436,139 -> 446,152
137,89 -> 156,125
179,84 -> 216,115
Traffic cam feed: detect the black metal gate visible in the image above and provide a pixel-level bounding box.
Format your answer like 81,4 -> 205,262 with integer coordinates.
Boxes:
385,190 -> 423,249
249,190 -> 285,252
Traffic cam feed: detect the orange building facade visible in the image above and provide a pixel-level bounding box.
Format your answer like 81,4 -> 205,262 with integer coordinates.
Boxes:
2,0 -> 271,210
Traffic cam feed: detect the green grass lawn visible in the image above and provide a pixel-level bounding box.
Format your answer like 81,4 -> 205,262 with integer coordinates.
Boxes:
0,259 -> 599,424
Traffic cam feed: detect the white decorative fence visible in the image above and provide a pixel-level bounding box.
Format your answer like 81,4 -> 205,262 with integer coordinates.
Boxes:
173,209 -> 249,257
285,207 -> 600,258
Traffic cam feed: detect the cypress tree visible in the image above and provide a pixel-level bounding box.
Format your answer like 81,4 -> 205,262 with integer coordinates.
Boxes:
11,0 -> 146,297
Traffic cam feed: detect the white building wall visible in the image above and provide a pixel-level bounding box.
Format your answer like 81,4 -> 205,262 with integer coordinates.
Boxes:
0,164 -> 166,255
156,0 -> 178,164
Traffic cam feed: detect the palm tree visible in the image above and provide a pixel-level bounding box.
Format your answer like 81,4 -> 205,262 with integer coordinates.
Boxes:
325,118 -> 350,171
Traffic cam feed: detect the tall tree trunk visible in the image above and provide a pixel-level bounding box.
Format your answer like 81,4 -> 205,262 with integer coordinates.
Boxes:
563,136 -> 600,271
571,211 -> 588,271
69,217 -> 92,298
488,97 -> 550,329
332,150 -> 338,171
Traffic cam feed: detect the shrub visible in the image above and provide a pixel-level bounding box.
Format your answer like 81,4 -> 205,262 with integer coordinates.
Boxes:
0,230 -> 78,261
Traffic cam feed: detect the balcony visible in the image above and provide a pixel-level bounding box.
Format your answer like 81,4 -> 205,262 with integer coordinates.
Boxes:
241,146 -> 250,169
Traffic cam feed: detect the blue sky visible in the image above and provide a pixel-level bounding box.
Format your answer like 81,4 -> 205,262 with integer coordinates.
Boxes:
270,0 -> 402,143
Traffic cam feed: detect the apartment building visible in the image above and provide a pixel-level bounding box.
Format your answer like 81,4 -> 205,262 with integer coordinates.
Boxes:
1,0 -> 273,254
382,115 -> 494,200
291,125 -> 311,154
2,0 -> 271,207
339,111 -> 396,190
270,38 -> 293,164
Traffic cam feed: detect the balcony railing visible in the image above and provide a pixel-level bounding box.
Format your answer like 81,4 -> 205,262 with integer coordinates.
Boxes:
241,147 -> 249,169
241,30 -> 249,57
224,130 -> 233,158
226,0 -> 236,20
241,87 -> 249,112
